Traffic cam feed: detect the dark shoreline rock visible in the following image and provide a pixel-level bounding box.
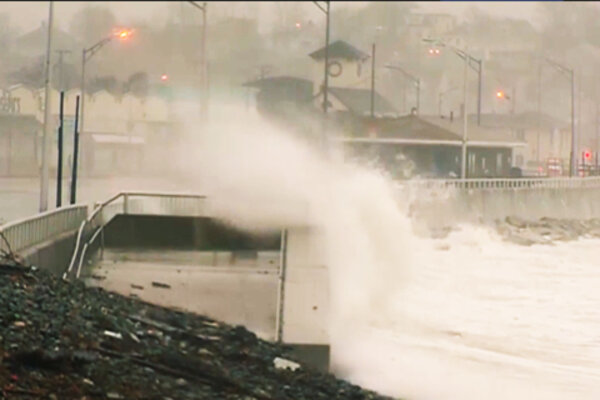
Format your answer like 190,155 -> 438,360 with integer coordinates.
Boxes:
0,260 -> 394,400
496,217 -> 600,246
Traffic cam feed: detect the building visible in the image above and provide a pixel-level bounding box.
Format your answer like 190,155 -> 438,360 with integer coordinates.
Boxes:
308,40 -> 372,92
338,114 -> 524,179
0,113 -> 41,177
470,112 -> 570,173
0,81 -> 176,177
243,76 -> 314,117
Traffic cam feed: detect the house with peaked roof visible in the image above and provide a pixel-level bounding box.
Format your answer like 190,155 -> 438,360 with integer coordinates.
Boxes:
309,40 -> 371,91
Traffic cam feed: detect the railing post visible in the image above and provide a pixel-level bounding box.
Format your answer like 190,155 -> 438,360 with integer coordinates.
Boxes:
123,193 -> 129,215
100,227 -> 105,260
275,229 -> 288,344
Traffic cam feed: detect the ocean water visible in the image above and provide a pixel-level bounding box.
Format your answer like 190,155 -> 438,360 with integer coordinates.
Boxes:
178,106 -> 600,400
331,229 -> 600,400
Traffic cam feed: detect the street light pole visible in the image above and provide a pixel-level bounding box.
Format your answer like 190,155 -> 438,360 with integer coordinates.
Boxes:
461,45 -> 469,179
40,1 -> 54,212
385,64 -> 420,114
79,30 -> 132,179
424,38 -> 475,178
545,57 -> 576,177
571,69 -> 576,177
187,2 -> 208,120
313,1 -> 330,114
313,1 -> 331,153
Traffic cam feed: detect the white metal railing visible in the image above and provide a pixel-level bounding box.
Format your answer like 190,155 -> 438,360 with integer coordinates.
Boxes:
0,204 -> 88,256
63,191 -> 207,280
399,177 -> 600,192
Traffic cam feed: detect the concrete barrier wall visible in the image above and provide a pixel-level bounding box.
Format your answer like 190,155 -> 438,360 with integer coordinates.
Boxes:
21,230 -> 78,276
281,226 -> 330,371
409,187 -> 600,229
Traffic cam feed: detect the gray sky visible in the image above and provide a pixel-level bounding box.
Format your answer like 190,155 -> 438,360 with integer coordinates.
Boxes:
0,2 -> 541,34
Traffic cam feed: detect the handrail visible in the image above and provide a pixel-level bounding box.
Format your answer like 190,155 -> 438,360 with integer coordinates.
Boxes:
63,192 -> 125,280
399,176 -> 600,192
63,191 -> 208,281
0,204 -> 88,255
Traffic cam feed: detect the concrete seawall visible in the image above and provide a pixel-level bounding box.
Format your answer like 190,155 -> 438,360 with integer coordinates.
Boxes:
20,231 -> 79,276
408,186 -> 600,230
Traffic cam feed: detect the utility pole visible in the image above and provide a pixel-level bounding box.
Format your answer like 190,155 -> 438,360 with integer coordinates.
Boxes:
40,1 -> 54,212
477,59 -> 482,126
187,2 -> 208,121
461,45 -> 469,179
70,95 -> 80,205
370,43 -> 376,118
56,91 -> 64,208
544,57 -> 576,177
571,70 -> 576,177
537,60 -> 542,164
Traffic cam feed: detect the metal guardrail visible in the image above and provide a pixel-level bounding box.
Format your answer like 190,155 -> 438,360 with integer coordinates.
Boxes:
400,177 -> 600,192
0,204 -> 88,255
63,191 -> 207,280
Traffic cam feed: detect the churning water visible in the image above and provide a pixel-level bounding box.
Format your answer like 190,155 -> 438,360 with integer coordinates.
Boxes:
180,106 -> 600,400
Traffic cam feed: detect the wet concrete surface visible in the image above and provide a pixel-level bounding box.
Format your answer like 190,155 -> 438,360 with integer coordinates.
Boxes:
84,250 -> 281,341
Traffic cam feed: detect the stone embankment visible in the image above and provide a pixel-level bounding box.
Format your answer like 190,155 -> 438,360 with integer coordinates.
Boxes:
0,245 -> 392,400
497,217 -> 600,246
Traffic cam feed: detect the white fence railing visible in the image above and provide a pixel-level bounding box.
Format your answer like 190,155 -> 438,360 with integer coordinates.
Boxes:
400,177 -> 600,192
0,204 -> 88,255
63,192 -> 208,280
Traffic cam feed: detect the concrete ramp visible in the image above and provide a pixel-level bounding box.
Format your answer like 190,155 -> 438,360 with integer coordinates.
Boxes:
81,212 -> 330,372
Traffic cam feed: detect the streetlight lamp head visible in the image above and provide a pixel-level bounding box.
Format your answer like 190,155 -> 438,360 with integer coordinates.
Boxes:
114,29 -> 133,40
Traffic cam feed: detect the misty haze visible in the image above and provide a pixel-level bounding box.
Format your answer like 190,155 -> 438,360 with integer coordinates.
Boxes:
0,1 -> 600,399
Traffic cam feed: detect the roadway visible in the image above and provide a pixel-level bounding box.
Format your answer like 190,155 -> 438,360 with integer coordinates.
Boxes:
0,175 -> 193,223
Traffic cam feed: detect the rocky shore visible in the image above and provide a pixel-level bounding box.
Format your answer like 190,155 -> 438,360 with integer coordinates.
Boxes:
0,253 -> 392,400
497,217 -> 600,246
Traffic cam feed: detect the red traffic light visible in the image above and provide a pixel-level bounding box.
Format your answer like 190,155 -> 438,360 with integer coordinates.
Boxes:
160,74 -> 168,82
584,150 -> 592,160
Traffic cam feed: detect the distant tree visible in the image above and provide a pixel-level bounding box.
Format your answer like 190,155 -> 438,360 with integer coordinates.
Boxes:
7,57 -> 44,88
68,5 -> 117,47
124,72 -> 149,97
536,3 -> 600,51
88,75 -> 120,95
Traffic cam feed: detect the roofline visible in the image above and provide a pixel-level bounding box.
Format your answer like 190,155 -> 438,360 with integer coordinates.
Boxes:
337,138 -> 462,146
336,137 -> 525,148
